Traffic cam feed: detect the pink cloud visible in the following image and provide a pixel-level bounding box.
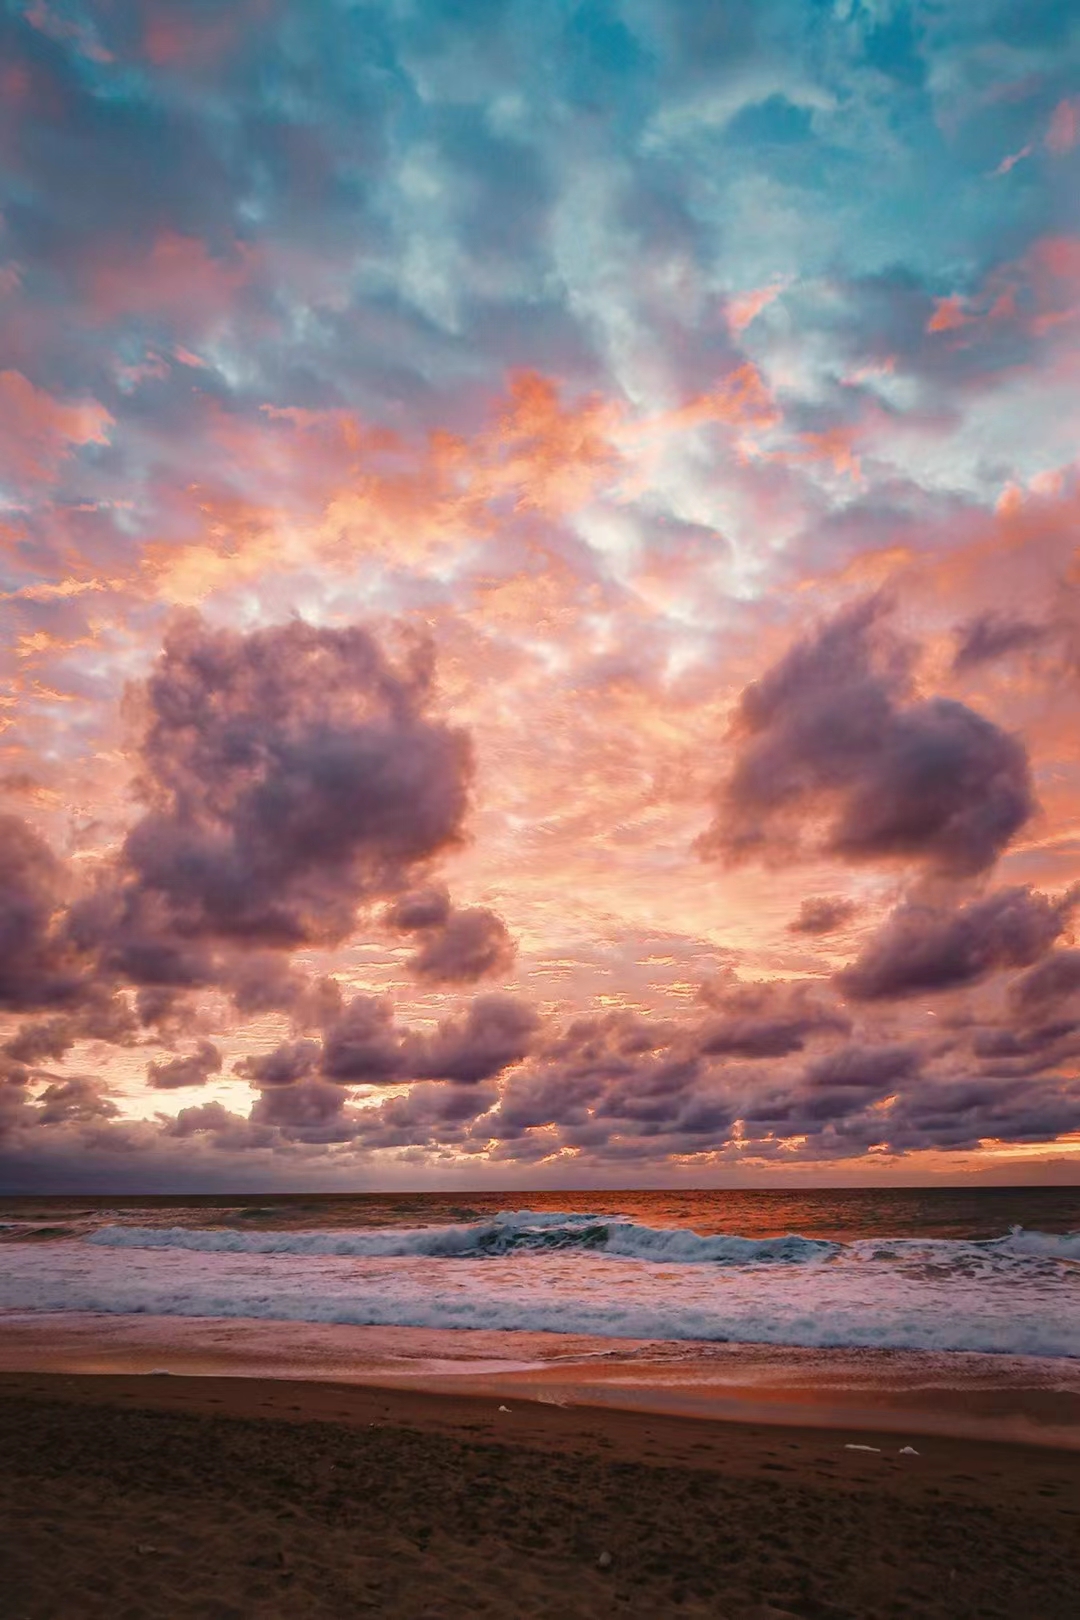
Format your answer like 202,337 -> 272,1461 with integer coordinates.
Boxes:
0,370 -> 112,486
137,1 -> 274,69
926,294 -> 972,335
926,235 -> 1080,346
22,1 -> 113,63
86,232 -> 257,329
1046,97 -> 1080,156
994,143 -> 1033,176
725,280 -> 788,335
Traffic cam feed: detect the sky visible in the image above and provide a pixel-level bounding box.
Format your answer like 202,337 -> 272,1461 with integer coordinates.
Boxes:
2,0 -> 1080,1192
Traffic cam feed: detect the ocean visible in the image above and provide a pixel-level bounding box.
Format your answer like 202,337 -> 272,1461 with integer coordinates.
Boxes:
3,1187 -> 1079,1443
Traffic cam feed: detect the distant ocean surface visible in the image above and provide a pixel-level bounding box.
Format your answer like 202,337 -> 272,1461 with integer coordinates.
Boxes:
2,1187 -> 1079,1361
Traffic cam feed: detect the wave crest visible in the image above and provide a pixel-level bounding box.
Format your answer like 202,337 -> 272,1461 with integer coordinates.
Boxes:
85,1210 -> 839,1265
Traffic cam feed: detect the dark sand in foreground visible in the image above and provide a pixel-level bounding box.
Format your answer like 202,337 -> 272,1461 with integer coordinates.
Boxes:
1,1372 -> 1078,1619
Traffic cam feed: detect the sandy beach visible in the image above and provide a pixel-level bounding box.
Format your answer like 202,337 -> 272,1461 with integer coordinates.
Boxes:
2,1369 -> 1078,1619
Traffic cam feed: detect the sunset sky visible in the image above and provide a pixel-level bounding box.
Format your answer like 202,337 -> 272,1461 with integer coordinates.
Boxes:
2,0 -> 1080,1191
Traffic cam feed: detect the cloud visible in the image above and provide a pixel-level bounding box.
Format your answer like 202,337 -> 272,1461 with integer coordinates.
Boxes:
971,1018 -> 1080,1077
699,1008 -> 846,1059
387,886 -> 516,981
1046,97 -> 1080,156
348,1080 -> 498,1151
2,993 -> 136,1063
700,598 -> 1035,878
250,1077 -> 355,1138
68,887 -> 218,995
161,1100 -> 271,1150
0,816 -> 83,1012
225,963 -> 344,1030
467,959 -> 1080,1164
697,974 -> 850,1058
881,1077 -> 1080,1155
385,887 -> 453,932
417,994 -> 539,1084
803,1043 -> 919,1091
788,895 -> 858,935
3,1017 -> 74,1064
0,601 -> 504,1113
838,886 -> 1068,1001
112,613 -> 473,950
321,991 -> 538,1086
236,1038 -> 321,1087
34,1076 -> 117,1126
1009,949 -> 1080,1016
38,609 -> 489,1054
0,370 -> 112,488
405,904 -> 516,984
952,612 -> 1048,671
146,1039 -> 223,1090
320,995 -> 417,1084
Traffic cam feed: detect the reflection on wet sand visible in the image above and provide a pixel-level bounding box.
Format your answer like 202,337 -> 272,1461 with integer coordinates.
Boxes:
2,1312 -> 1078,1448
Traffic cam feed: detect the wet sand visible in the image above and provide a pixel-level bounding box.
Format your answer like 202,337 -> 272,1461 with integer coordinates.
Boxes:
2,1311 -> 1079,1449
1,1369 -> 1078,1619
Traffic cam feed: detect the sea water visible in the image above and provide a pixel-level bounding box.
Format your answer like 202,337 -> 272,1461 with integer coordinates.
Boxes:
2,1188 -> 1078,1441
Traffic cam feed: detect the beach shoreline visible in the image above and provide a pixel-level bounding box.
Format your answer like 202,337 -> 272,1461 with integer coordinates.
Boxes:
2,1368 -> 1078,1618
2,1310 -> 1079,1450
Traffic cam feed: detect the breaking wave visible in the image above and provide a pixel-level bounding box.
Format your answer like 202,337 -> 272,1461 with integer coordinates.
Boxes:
2,1212 -> 1077,1359
84,1213 -> 839,1264
82,1211 -> 1080,1268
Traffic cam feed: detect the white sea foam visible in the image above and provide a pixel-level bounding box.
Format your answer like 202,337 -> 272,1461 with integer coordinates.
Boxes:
1,1215 -> 1077,1359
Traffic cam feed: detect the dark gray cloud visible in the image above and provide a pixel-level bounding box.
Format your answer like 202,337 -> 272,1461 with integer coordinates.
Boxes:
133,985 -> 192,1033
0,816 -> 83,1011
223,955 -> 334,1019
4,971 -> 1080,1176
387,888 -> 516,986
788,895 -> 859,935
249,1077 -> 355,1138
969,1016 -> 1080,1078
115,614 -> 473,949
700,598 -> 1035,878
698,1015 -> 835,1059
803,1043 -> 919,1090
0,603 -> 515,1146
67,886 -> 217,993
839,885 -> 1068,1001
418,994 -> 539,1084
952,612 -> 1049,671
320,991 -> 538,1086
3,1018 -> 73,1065
880,1077 -> 1080,1155
34,1076 -> 118,1127
1,992 -> 138,1071
404,904 -> 516,985
973,1021 -> 1079,1062
146,1039 -> 223,1090
236,1039 -> 322,1087
466,975 -> 1080,1166
1010,950 -> 1080,1015
386,888 -> 453,932
348,1081 -> 498,1151
698,976 -> 849,1058
161,1101 -> 273,1152
320,994 -> 418,1084
42,612 -> 498,1047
